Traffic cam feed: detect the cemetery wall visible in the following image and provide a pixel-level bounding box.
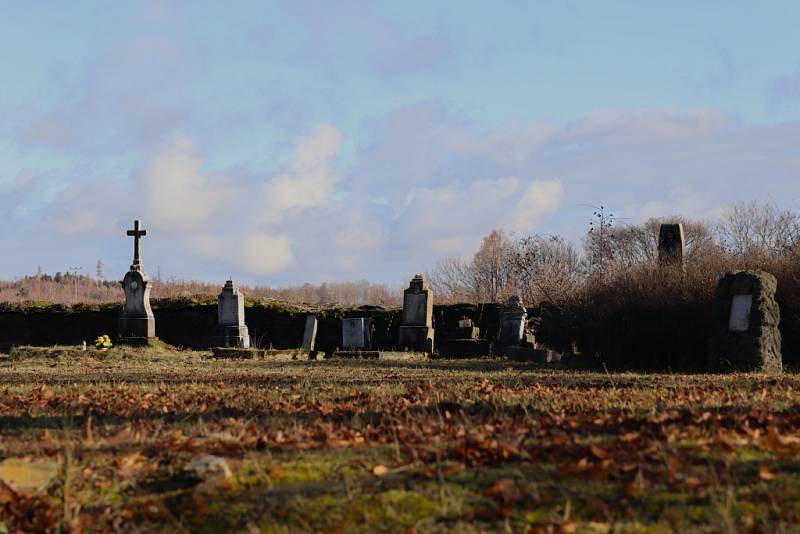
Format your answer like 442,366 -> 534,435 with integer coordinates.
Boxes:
0,300 -> 503,353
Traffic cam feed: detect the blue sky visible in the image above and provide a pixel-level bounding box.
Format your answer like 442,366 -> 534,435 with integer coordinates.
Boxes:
2,1 -> 800,285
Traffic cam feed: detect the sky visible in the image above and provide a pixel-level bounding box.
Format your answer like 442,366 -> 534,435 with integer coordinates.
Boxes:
2,1 -> 800,285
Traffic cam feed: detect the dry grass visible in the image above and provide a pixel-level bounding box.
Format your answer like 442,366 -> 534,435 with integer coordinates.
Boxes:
0,346 -> 799,532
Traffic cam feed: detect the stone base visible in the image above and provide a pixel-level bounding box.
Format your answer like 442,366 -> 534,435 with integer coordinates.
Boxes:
119,316 -> 155,341
438,339 -> 490,358
331,350 -> 380,359
216,325 -> 250,349
398,326 -> 434,353
504,347 -> 549,362
453,326 -> 480,340
212,347 -> 308,359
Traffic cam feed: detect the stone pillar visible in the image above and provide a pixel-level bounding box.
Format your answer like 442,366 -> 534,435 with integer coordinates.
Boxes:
708,270 -> 781,373
658,223 -> 686,266
216,280 -> 250,348
397,274 -> 434,353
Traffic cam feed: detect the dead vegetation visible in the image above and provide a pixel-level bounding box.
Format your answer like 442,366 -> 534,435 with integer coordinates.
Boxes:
1,346 -> 799,532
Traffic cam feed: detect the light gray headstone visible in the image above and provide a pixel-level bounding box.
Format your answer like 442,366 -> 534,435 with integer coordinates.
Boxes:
216,280 -> 249,348
218,280 -> 246,327
342,318 -> 368,349
728,294 -> 753,332
302,315 -> 318,350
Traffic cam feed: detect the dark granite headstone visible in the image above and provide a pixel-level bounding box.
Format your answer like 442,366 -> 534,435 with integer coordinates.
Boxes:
658,223 -> 685,266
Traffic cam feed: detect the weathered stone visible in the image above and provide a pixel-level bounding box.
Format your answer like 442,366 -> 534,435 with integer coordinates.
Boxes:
119,220 -> 155,342
708,270 -> 782,373
658,223 -> 685,266
398,274 -> 434,353
496,296 -> 530,352
0,458 -> 57,494
216,280 -> 250,348
302,315 -> 318,351
342,318 -> 370,349
184,455 -> 233,482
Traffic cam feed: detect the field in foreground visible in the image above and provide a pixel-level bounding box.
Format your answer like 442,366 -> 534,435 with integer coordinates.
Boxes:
1,347 -> 800,532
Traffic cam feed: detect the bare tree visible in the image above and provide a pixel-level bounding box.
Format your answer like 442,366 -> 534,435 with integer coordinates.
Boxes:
716,201 -> 800,259
508,235 -> 584,305
470,229 -> 515,303
610,216 -> 716,266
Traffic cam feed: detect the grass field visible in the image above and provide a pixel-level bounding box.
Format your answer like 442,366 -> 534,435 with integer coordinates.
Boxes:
1,345 -> 800,533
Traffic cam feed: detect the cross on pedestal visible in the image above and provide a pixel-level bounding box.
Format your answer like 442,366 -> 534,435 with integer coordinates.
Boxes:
126,219 -> 147,269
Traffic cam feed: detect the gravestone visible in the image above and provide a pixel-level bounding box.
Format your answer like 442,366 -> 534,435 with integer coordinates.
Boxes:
708,270 -> 782,373
496,296 -> 529,349
439,316 -> 489,358
119,220 -> 156,342
216,280 -> 250,348
302,315 -> 318,351
658,223 -> 686,266
342,318 -> 370,350
454,317 -> 480,340
397,274 -> 434,353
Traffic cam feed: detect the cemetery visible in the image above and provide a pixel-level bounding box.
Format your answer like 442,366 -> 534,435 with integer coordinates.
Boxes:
1,217 -> 800,532
3,4 -> 800,530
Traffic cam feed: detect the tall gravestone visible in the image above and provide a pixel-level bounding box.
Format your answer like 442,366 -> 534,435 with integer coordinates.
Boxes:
119,220 -> 156,342
397,274 -> 434,353
658,223 -> 686,266
302,315 -> 318,351
216,280 -> 250,348
708,270 -> 782,373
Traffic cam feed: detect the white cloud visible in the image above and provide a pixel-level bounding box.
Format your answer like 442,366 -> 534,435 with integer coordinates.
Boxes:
143,134 -> 230,232
508,180 -> 564,232
263,123 -> 342,215
239,234 -> 294,275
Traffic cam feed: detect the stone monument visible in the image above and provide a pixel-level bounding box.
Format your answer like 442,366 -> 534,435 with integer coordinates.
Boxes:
658,223 -> 685,266
119,220 -> 156,342
708,270 -> 782,373
496,296 -> 544,361
496,296 -> 529,349
439,315 -> 489,358
302,315 -> 318,351
216,280 -> 250,348
342,318 -> 370,350
397,274 -> 434,353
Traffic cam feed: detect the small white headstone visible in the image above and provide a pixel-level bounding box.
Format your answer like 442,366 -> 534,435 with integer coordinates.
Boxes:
729,294 -> 753,332
342,318 -> 367,349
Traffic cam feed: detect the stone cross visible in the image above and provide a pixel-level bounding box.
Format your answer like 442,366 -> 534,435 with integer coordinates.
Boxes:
126,220 -> 147,269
